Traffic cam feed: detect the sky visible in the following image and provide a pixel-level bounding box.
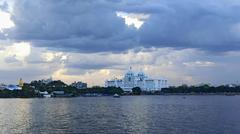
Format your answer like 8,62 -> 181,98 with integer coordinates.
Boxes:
0,0 -> 240,86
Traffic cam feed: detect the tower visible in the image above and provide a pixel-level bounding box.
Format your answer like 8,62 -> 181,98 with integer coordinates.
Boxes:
19,78 -> 24,88
123,67 -> 135,91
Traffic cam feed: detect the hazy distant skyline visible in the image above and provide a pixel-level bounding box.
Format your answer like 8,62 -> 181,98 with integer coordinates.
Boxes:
0,0 -> 240,86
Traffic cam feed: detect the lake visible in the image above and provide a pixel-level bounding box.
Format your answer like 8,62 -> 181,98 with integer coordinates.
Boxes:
0,96 -> 239,134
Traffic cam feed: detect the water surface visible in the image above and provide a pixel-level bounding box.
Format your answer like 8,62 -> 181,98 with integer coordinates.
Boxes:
0,96 -> 239,134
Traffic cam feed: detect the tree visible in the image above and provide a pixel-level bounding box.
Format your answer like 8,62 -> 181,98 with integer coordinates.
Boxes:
132,87 -> 142,95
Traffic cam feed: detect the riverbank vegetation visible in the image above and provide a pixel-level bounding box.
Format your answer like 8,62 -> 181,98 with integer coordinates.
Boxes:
0,88 -> 36,98
161,84 -> 240,93
0,80 -> 124,98
1,81 -> 240,98
78,86 -> 124,95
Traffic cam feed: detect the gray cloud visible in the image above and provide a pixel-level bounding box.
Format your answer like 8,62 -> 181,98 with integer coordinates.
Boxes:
139,0 -> 240,51
4,0 -> 240,53
4,56 -> 19,63
67,62 -> 117,70
0,67 -> 53,84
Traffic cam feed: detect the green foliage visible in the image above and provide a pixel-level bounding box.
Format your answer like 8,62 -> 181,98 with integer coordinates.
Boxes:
162,84 -> 240,93
0,84 -> 36,98
0,79 -> 125,98
78,87 -> 124,95
3,79 -> 240,98
0,80 -> 79,98
132,87 -> 142,95
30,80 -> 47,91
30,80 -> 70,92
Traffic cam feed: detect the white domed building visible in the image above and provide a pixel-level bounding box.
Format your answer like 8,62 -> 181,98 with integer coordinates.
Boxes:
105,68 -> 168,92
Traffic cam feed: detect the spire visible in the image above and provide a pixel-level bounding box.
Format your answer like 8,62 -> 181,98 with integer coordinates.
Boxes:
126,66 -> 134,76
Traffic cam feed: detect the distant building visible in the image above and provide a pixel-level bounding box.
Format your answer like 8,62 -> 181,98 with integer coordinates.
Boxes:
39,91 -> 49,95
52,91 -> 73,97
0,81 -> 22,90
52,91 -> 65,95
0,78 -> 25,90
39,91 -> 51,98
71,81 -> 87,89
105,67 -> 168,91
40,77 -> 53,84
5,85 -> 22,90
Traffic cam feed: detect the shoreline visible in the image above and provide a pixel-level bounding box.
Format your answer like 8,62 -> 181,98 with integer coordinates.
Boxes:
0,93 -> 239,99
157,93 -> 240,96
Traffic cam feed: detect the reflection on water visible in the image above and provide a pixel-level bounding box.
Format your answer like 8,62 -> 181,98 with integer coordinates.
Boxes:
0,96 -> 240,134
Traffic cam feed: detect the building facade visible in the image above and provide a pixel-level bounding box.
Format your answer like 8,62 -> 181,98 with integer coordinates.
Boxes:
71,81 -> 87,89
40,77 -> 53,84
105,68 -> 168,91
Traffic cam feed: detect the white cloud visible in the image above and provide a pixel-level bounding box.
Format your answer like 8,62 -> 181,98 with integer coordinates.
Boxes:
41,52 -> 68,64
59,48 -> 209,86
0,10 -> 14,32
5,42 -> 31,61
52,68 -> 112,86
116,11 -> 150,29
41,52 -> 55,62
0,44 -> 239,86
183,61 -> 215,67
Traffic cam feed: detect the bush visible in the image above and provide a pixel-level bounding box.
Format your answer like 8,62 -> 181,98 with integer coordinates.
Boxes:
132,87 -> 142,95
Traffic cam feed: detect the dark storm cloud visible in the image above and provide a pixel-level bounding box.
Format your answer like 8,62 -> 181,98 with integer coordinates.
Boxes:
138,0 -> 240,51
7,0 -> 240,52
67,63 -> 115,70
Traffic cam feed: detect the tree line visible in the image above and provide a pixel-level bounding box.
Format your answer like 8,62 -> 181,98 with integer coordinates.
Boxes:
0,80 -> 125,98
1,80 -> 240,98
161,84 -> 240,93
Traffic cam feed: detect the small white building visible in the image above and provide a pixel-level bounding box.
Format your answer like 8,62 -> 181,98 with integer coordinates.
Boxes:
39,91 -> 51,98
105,68 -> 168,91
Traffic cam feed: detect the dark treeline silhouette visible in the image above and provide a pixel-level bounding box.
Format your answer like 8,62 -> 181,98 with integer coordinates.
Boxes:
132,87 -> 142,95
0,89 -> 36,98
79,86 -> 124,95
30,80 -> 124,96
162,84 -> 240,93
1,81 -> 240,98
29,80 -> 68,93
0,80 -> 124,98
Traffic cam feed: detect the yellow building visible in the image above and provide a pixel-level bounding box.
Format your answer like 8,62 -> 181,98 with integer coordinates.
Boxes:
19,78 -> 24,88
